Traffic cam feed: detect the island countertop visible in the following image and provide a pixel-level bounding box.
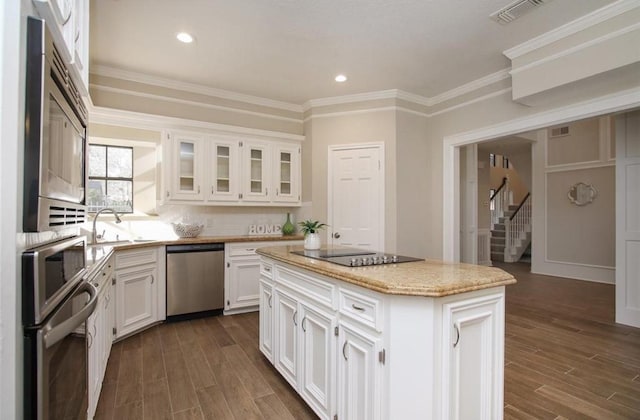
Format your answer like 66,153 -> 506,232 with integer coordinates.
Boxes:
256,245 -> 516,297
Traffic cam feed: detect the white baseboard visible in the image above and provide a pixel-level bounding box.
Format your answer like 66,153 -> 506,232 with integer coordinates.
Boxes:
531,258 -> 615,284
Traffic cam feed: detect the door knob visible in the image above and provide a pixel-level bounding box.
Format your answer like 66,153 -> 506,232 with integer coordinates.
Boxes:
333,232 -> 341,239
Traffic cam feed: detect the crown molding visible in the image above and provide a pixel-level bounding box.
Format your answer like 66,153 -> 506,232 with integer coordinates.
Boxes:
89,105 -> 305,142
91,64 -> 304,113
428,69 -> 511,105
504,0 -> 640,59
90,84 -> 303,124
302,90 -> 402,111
509,21 -> 640,75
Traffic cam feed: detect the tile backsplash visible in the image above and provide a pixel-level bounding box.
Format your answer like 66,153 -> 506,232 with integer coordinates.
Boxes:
84,203 -> 311,241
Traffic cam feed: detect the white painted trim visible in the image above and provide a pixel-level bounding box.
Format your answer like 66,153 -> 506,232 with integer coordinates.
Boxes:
533,260 -> 615,284
91,64 -> 303,112
427,88 -> 513,118
327,143 -> 385,252
303,90 -> 402,111
90,84 -> 303,124
545,160 -> 615,173
442,87 -> 640,262
429,69 -> 511,105
89,106 -> 305,142
509,22 -> 640,75
504,0 -> 640,59
88,136 -> 158,148
303,106 -> 398,122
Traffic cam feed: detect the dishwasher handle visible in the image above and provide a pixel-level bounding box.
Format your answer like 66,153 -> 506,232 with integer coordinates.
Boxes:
166,243 -> 224,253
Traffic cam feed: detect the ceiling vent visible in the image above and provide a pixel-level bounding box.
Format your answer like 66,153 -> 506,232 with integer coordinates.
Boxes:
549,126 -> 570,138
490,0 -> 551,24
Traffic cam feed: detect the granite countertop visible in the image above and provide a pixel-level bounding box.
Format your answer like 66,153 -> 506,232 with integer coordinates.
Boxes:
256,245 -> 517,297
93,234 -> 304,251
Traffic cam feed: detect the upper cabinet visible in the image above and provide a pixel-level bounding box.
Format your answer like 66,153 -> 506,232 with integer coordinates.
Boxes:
163,130 -> 301,207
33,0 -> 90,95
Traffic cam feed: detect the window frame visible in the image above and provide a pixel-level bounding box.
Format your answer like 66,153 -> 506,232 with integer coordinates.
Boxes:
87,144 -> 134,214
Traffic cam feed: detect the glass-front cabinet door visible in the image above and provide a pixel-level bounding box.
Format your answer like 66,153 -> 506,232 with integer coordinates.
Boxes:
208,138 -> 240,202
273,143 -> 300,203
242,141 -> 270,202
168,132 -> 204,201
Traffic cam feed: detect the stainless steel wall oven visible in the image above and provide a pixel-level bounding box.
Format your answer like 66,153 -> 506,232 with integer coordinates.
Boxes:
24,16 -> 88,232
22,236 -> 97,420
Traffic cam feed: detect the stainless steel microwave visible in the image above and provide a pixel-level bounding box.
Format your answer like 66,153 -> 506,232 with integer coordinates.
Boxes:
24,16 -> 88,232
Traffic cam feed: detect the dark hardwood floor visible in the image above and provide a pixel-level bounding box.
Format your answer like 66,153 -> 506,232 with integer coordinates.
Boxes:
95,263 -> 640,419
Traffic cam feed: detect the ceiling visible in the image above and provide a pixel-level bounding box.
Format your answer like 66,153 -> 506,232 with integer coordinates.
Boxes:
89,0 -> 615,105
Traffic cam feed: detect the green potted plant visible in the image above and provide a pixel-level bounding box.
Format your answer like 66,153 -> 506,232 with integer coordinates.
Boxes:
299,220 -> 327,250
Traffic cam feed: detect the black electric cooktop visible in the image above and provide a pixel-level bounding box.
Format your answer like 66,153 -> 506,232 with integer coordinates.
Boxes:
291,247 -> 422,267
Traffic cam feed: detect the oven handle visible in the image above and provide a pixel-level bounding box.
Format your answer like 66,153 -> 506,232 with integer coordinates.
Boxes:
43,282 -> 98,348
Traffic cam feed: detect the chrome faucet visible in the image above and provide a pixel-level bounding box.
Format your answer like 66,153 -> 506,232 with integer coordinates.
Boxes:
92,208 -> 122,244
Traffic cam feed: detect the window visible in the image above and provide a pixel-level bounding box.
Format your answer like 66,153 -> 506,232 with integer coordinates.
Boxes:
503,157 -> 510,169
87,145 -> 133,213
489,153 -> 496,167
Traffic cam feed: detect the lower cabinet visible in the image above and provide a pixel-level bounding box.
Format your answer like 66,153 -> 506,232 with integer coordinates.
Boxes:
225,240 -> 302,315
259,257 -> 506,420
114,247 -> 165,340
87,254 -> 115,419
441,292 -> 504,420
337,321 -> 382,420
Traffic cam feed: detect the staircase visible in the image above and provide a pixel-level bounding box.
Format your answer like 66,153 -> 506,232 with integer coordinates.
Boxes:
490,202 -> 531,262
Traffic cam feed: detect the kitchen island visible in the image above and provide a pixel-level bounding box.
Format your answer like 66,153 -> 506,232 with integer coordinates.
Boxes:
257,245 -> 516,420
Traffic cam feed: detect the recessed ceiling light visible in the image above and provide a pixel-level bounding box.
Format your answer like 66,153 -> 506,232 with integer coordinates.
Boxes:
176,32 -> 194,43
335,74 -> 347,83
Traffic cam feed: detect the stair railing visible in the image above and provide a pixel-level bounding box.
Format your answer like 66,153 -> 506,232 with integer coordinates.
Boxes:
490,177 -> 510,227
504,193 -> 531,260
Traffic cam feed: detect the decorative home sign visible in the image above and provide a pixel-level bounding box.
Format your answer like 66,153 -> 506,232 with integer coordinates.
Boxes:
248,224 -> 283,235
568,182 -> 598,206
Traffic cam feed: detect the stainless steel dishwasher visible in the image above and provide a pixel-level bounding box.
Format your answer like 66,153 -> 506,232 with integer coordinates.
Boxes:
166,243 -> 224,319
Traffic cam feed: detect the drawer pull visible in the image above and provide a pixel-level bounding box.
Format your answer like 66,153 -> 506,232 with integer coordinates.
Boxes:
453,324 -> 460,348
264,266 -> 271,272
342,340 -> 348,360
293,310 -> 298,326
351,304 -> 365,311
268,295 -> 272,308
302,316 -> 307,332
246,248 -> 256,252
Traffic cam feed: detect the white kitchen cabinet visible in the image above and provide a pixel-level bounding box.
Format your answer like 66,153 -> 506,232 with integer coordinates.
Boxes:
337,321 -> 382,420
162,130 -> 301,206
259,277 -> 275,362
241,141 -> 271,202
273,143 -> 301,203
441,292 -> 505,420
299,302 -> 336,420
208,138 -> 240,202
166,132 -> 206,201
87,253 -> 115,419
33,0 -> 90,94
260,256 -> 508,420
114,247 -> 164,339
274,288 -> 299,388
225,240 -> 302,315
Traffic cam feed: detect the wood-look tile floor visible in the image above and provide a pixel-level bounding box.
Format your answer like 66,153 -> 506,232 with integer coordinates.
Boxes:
95,263 -> 640,420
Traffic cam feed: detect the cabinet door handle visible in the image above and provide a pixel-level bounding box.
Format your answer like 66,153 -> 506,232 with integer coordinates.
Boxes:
293,310 -> 298,326
302,316 -> 307,332
266,188 -> 268,196
211,186 -> 214,195
276,188 -> 279,196
150,274 -> 155,284
197,186 -> 201,194
264,266 -> 271,272
87,330 -> 93,349
166,190 -> 170,198
351,304 -> 365,311
342,340 -> 348,360
453,324 -> 460,348
268,295 -> 272,308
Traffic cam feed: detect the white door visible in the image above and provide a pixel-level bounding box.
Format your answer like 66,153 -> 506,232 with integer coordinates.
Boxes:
328,145 -> 384,251
616,111 -> 640,328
